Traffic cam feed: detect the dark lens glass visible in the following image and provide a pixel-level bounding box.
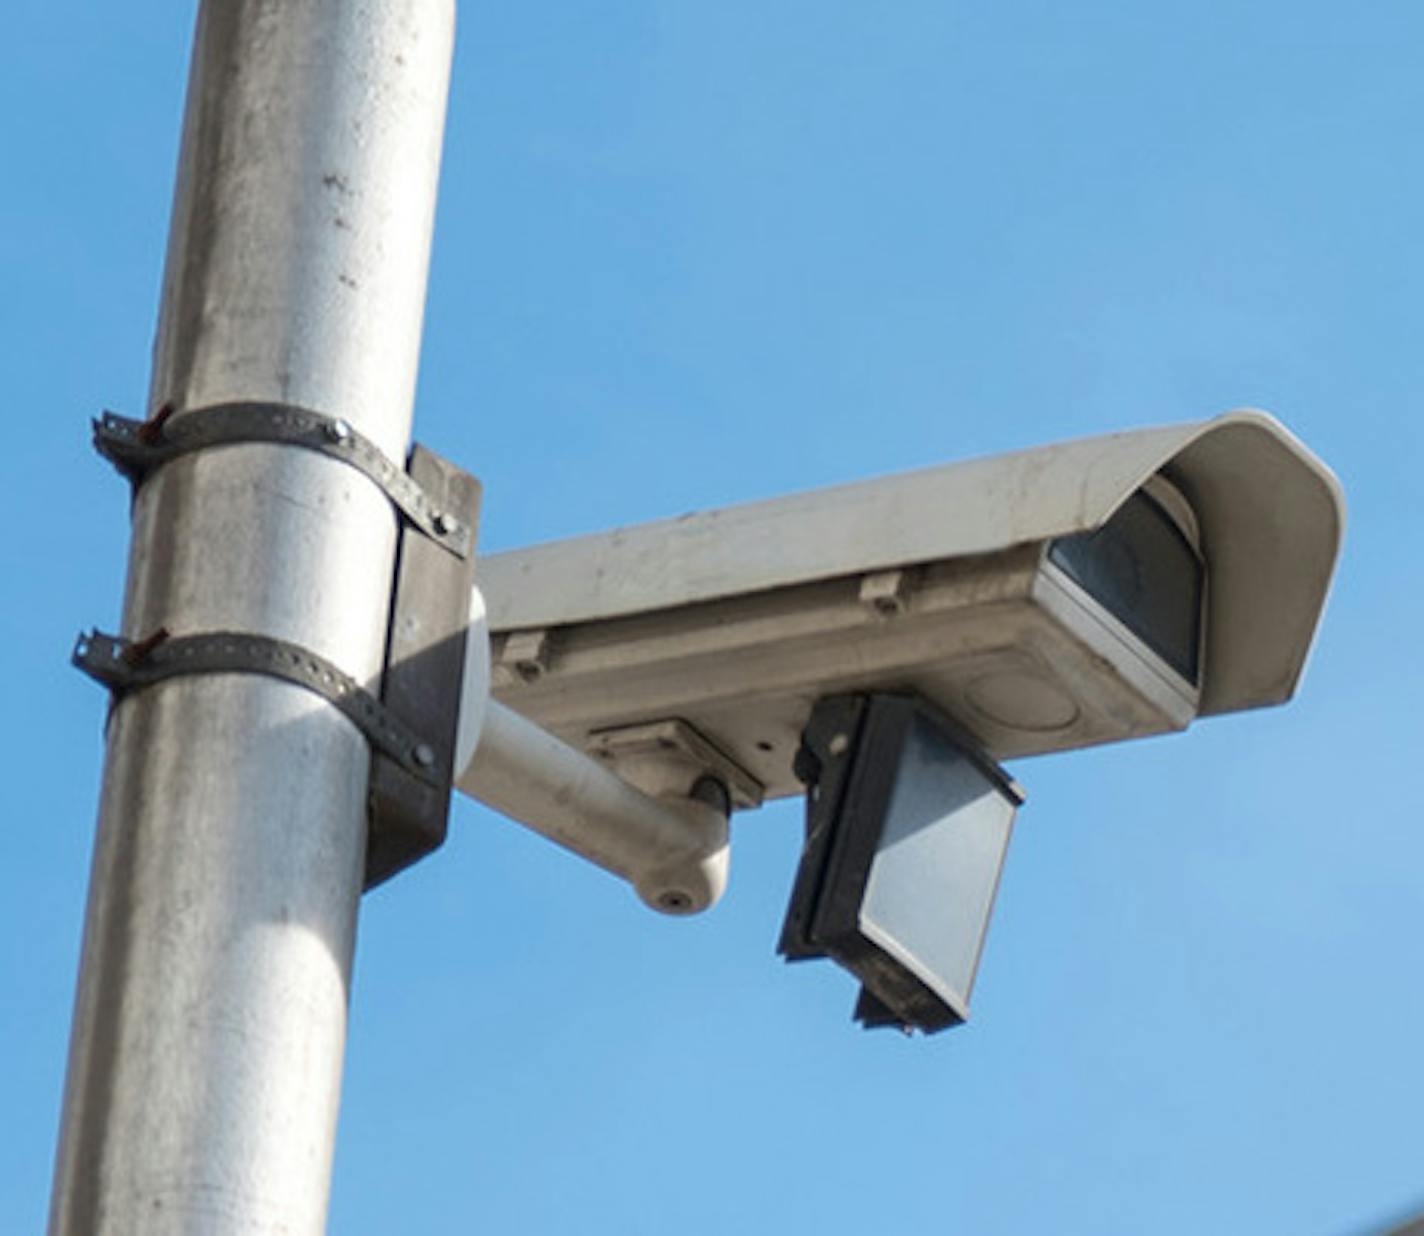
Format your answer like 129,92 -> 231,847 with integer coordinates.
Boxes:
1048,489 -> 1203,684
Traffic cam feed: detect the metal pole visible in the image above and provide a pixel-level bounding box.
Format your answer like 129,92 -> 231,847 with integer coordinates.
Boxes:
50,2 -> 454,1232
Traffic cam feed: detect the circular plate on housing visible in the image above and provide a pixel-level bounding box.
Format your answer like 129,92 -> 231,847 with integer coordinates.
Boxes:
965,671 -> 1080,733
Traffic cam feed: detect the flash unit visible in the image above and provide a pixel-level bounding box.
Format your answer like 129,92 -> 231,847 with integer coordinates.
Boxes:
779,694 -> 1025,1033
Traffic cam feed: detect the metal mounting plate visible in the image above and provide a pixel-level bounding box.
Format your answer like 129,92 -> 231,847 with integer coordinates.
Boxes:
587,718 -> 764,810
364,445 -> 482,888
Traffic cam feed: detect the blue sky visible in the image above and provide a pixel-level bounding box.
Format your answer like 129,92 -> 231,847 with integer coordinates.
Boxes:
5,3 -> 1423,1233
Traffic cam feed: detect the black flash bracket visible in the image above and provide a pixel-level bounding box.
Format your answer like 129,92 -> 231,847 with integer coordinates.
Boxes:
76,402 -> 481,891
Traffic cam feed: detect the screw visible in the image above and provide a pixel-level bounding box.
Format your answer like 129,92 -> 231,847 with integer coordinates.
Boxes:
413,743 -> 436,769
325,418 -> 352,445
433,511 -> 458,536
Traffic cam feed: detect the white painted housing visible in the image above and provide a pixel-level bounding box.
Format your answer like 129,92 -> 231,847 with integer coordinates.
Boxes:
473,411 -> 1344,803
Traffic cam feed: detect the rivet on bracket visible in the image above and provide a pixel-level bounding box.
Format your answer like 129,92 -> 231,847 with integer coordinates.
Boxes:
498,628 -> 551,684
859,568 -> 912,617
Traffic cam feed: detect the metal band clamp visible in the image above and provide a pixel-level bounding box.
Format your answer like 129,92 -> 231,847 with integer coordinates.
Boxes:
73,629 -> 444,788
93,402 -> 473,559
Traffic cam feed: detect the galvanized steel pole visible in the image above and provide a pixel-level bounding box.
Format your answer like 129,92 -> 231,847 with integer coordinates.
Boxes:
50,2 -> 454,1232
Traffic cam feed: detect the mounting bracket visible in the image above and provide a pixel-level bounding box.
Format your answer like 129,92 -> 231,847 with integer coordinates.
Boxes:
77,405 -> 481,889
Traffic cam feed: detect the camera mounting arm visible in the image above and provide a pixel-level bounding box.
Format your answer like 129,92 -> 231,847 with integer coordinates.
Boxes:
454,591 -> 732,915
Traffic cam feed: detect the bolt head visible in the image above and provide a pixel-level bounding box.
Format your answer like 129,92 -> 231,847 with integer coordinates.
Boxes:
325,418 -> 352,444
433,511 -> 458,536
413,743 -> 436,769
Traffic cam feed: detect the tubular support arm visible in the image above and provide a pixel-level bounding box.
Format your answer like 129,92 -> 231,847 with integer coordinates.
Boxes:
457,700 -> 730,915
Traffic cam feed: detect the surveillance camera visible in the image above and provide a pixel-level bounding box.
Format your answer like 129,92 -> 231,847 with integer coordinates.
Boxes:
455,410 -> 1341,1016
472,411 -> 1343,806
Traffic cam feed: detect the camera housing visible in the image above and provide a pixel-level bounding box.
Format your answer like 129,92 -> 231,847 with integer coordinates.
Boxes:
475,411 -> 1343,804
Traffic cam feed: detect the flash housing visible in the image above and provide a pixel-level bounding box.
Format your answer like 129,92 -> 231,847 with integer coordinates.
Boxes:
781,694 -> 1024,1034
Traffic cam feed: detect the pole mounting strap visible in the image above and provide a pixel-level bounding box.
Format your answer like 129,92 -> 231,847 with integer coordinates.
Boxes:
80,416 -> 480,890
73,629 -> 444,788
93,403 -> 473,559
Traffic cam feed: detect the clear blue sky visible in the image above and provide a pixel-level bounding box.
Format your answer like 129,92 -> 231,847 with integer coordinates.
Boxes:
5,4 -> 1422,1233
